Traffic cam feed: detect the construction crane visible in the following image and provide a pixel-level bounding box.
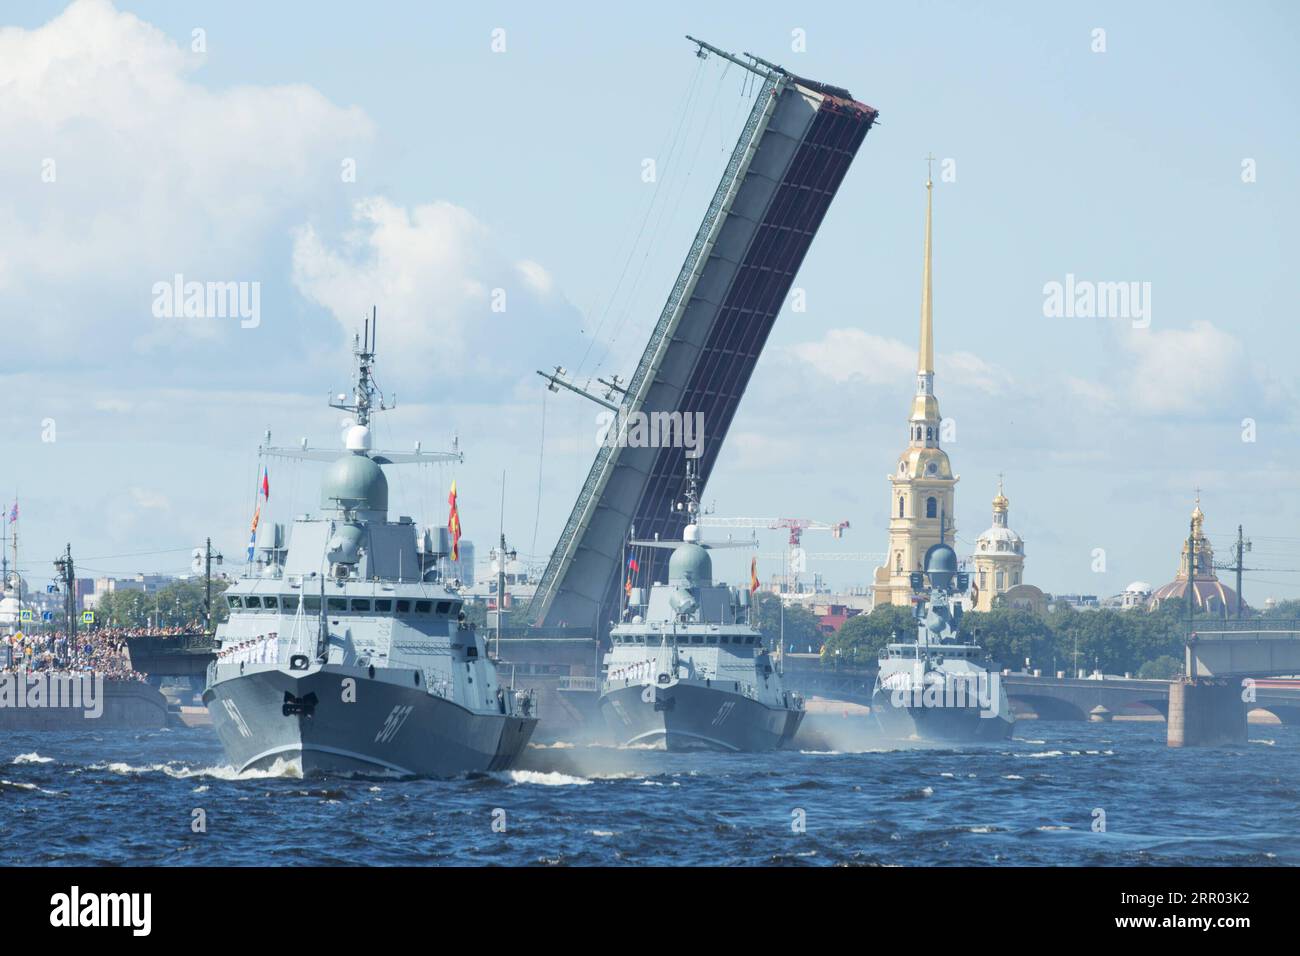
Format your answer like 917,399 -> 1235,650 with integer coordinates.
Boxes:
701,516 -> 851,593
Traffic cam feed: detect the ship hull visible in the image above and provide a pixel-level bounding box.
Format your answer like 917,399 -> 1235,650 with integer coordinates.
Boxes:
871,688 -> 1014,742
203,665 -> 536,777
598,680 -> 803,752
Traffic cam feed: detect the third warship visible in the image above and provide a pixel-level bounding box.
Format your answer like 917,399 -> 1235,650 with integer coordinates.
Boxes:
872,542 -> 1014,742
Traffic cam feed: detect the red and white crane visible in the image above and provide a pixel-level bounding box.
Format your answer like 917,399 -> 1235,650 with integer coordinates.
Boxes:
699,515 -> 852,592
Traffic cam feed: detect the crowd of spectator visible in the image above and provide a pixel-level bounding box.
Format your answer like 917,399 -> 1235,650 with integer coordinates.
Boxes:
1,630 -> 147,681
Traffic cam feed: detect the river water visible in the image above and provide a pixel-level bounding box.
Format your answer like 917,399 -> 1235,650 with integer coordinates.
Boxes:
1,718 -> 1295,866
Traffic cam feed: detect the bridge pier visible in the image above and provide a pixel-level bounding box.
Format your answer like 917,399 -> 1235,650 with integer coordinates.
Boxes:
1167,679 -> 1246,748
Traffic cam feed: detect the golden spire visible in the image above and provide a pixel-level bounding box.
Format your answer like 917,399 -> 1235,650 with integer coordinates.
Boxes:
918,154 -> 935,375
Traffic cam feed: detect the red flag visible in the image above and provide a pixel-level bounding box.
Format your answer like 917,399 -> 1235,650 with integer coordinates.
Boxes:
447,481 -> 461,561
750,556 -> 759,594
261,468 -> 270,500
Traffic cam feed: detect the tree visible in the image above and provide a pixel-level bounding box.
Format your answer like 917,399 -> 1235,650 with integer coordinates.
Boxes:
824,603 -> 912,663
1260,598 -> 1300,620
752,592 -> 821,652
93,578 -> 229,629
1138,654 -> 1182,679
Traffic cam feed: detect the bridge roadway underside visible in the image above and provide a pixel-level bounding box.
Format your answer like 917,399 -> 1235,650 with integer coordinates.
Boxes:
780,659 -> 1300,725
534,76 -> 878,634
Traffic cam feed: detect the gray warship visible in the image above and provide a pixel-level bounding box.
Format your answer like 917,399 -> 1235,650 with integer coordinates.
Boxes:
871,542 -> 1014,742
203,317 -> 537,776
598,464 -> 804,751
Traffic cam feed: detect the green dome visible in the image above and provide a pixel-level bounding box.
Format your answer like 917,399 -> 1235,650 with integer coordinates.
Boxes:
924,542 -> 958,587
668,542 -> 712,588
321,452 -> 388,514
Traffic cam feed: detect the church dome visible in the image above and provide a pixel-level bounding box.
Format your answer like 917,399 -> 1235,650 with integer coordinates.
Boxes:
321,452 -> 388,514
976,478 -> 1023,554
1148,496 -> 1246,615
668,542 -> 712,588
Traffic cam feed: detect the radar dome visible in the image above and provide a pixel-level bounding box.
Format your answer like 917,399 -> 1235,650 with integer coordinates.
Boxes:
321,452 -> 388,515
668,542 -> 712,588
345,424 -> 372,452
924,542 -> 958,588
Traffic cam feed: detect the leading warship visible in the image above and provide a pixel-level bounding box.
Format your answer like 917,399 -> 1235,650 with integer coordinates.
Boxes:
204,317 -> 537,776
598,464 -> 804,751
871,542 -> 1014,742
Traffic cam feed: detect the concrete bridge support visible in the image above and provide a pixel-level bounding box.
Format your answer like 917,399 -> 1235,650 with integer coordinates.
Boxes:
1167,679 -> 1246,747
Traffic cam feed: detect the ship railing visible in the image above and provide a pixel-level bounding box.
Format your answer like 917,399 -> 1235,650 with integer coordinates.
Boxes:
557,676 -> 598,692
514,687 -> 537,718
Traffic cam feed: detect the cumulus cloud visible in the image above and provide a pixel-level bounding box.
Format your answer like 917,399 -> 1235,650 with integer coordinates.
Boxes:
1058,320 -> 1289,422
0,0 -> 373,360
1118,321 -> 1249,417
786,327 -> 1012,394
291,196 -> 580,397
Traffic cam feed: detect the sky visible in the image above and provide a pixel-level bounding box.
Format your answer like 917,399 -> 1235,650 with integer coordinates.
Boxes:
1,0 -> 1298,603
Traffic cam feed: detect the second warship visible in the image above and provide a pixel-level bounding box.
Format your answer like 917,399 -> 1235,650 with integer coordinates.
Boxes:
204,315 -> 537,776
597,464 -> 804,751
871,542 -> 1014,742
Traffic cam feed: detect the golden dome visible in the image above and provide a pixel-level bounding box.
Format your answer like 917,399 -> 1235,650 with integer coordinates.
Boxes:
992,476 -> 1009,513
895,446 -> 954,480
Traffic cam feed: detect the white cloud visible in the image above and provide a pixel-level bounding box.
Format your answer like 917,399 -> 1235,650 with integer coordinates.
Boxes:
292,196 -> 575,396
789,329 -> 914,386
0,0 -> 373,358
1119,321 -> 1247,417
786,327 -> 1012,394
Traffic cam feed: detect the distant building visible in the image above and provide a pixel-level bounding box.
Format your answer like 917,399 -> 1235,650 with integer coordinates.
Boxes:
1051,594 -> 1102,611
1148,497 -> 1245,616
970,478 -> 1026,611
999,583 -> 1049,615
812,602 -> 866,635
872,173 -> 958,607
1101,581 -> 1152,610
440,539 -> 475,586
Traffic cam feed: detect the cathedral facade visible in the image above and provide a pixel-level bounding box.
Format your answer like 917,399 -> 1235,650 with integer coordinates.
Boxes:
871,173 -> 958,607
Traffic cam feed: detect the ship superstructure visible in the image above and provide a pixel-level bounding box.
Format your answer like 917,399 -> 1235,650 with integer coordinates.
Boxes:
203,316 -> 537,776
598,463 -> 803,751
872,542 -> 1013,742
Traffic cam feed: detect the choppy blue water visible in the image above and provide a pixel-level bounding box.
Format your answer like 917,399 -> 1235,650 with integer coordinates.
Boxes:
1,719 -> 1295,866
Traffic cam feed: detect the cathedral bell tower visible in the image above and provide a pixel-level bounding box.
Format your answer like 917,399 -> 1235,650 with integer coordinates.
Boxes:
872,162 -> 958,608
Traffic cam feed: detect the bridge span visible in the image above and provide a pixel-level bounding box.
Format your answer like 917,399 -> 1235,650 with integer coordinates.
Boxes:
779,655 -> 1300,726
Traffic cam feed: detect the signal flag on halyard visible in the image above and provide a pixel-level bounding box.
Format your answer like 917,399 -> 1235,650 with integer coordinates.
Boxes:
447,481 -> 461,562
750,556 -> 759,594
625,555 -> 639,598
247,505 -> 261,562
7,501 -> 16,524
261,467 -> 270,501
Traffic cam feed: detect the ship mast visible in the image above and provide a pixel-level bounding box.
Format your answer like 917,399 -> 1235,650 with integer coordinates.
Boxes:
330,306 -> 394,429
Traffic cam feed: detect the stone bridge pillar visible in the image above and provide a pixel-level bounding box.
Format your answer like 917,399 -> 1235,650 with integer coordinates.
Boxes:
1167,679 -> 1246,747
